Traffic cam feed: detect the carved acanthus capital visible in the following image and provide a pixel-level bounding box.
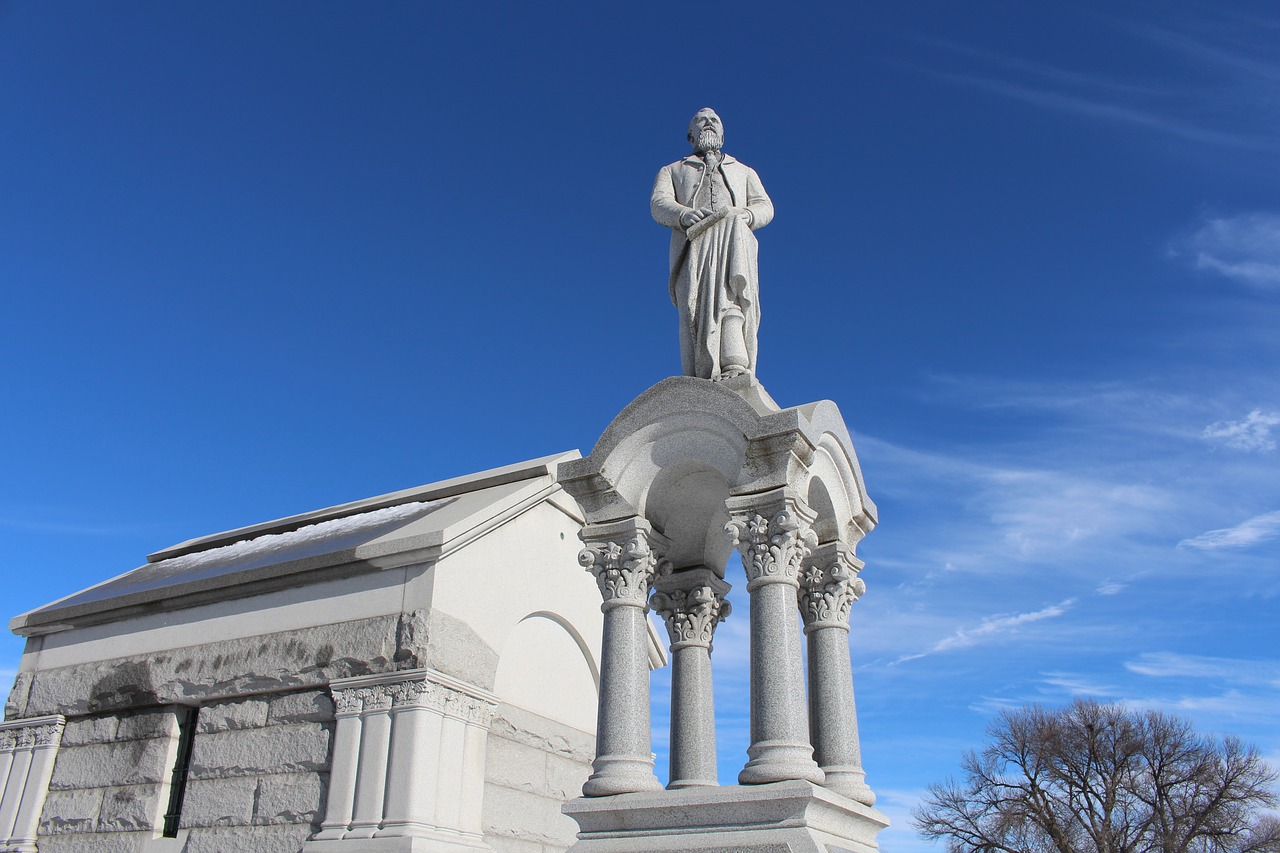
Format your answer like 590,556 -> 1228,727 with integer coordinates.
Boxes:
652,584 -> 732,651
359,685 -> 395,712
799,550 -> 866,631
0,716 -> 65,752
333,688 -> 365,716
726,498 -> 817,590
579,521 -> 665,610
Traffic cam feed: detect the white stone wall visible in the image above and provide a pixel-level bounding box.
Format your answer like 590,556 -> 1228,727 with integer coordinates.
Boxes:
484,704 -> 594,853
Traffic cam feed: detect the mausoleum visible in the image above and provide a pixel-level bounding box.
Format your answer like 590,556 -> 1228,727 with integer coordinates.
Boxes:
1,452 -> 651,852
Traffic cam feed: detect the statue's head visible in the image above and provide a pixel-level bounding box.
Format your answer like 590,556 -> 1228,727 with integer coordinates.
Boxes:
687,108 -> 724,153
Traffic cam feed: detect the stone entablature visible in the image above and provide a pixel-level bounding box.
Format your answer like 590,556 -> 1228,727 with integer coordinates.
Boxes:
308,668 -> 498,851
0,715 -> 65,853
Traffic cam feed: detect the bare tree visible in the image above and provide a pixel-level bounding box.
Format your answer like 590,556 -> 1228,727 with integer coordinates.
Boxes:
914,699 -> 1279,853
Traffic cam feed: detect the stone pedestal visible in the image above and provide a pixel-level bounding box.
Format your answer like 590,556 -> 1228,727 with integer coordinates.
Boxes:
562,781 -> 888,853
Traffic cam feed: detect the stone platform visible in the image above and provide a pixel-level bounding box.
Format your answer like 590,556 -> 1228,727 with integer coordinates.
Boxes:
563,781 -> 888,853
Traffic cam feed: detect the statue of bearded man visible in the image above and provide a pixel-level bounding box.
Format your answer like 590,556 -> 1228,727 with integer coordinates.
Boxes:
651,108 -> 774,381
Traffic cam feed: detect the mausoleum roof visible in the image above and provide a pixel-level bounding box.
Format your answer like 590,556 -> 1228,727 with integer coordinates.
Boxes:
11,451 -> 581,636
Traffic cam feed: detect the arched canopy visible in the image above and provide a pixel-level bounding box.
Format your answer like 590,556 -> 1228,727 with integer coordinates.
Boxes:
557,378 -> 876,575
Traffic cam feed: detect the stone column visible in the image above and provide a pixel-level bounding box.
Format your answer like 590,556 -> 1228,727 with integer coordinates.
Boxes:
578,518 -> 665,796
725,491 -> 824,785
800,542 -> 875,805
651,566 -> 731,789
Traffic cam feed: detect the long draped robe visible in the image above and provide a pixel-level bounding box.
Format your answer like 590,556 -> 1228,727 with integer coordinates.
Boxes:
651,154 -> 774,379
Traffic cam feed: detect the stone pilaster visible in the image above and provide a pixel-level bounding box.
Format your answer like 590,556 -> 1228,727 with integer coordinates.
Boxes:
800,542 -> 875,805
725,490 -> 824,785
307,669 -> 496,850
311,692 -> 364,840
577,518 -> 665,796
0,715 -> 65,853
651,567 -> 731,789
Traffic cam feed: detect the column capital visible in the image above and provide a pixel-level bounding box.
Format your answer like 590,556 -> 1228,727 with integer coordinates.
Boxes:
578,518 -> 669,610
652,567 -> 732,651
800,542 -> 866,632
0,716 -> 65,751
725,490 -> 817,590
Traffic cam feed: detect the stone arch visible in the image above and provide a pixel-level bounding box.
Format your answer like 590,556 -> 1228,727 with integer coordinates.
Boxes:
492,611 -> 599,733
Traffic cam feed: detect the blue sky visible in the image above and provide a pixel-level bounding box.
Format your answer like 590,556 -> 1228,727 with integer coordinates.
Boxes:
3,2 -> 1279,849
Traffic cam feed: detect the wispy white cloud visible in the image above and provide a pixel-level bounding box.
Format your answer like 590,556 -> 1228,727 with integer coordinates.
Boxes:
1116,689 -> 1278,723
935,72 -> 1258,148
1174,213 -> 1280,289
1203,409 -> 1280,452
1040,672 -> 1122,698
988,472 -> 1171,558
1124,652 -> 1280,687
1096,580 -> 1127,595
1179,510 -> 1280,550
1131,21 -> 1280,86
893,599 -> 1076,665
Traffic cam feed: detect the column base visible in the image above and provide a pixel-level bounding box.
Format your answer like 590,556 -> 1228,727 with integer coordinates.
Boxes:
668,777 -> 719,789
738,740 -> 825,785
563,780 -> 888,853
821,764 -> 877,806
304,830 -> 489,852
582,756 -> 663,796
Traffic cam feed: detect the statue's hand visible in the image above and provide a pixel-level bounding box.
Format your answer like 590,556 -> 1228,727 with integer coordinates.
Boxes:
736,208 -> 755,227
680,208 -> 712,229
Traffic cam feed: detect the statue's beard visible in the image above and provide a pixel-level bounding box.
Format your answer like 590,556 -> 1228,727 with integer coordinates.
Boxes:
694,128 -> 723,153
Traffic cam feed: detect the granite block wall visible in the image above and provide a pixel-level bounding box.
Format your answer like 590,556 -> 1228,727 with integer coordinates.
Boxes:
35,688 -> 333,853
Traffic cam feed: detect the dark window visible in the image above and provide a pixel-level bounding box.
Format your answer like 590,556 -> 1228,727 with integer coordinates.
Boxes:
162,706 -> 198,837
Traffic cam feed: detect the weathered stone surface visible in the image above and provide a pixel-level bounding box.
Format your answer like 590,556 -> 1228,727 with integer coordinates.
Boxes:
198,696 -> 269,733
486,732 -> 548,794
16,615 -> 404,717
38,787 -> 103,834
190,721 -> 332,779
59,713 -> 120,746
5,669 -> 33,720
425,608 -> 499,690
486,836 -> 550,853
36,830 -> 147,853
267,689 -> 333,725
545,751 -> 591,801
116,708 -> 179,741
484,727 -> 591,803
489,704 -> 594,764
96,783 -> 163,832
184,823 -> 315,853
49,738 -> 172,789
483,783 -> 580,847
253,771 -> 325,825
181,776 -> 258,827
